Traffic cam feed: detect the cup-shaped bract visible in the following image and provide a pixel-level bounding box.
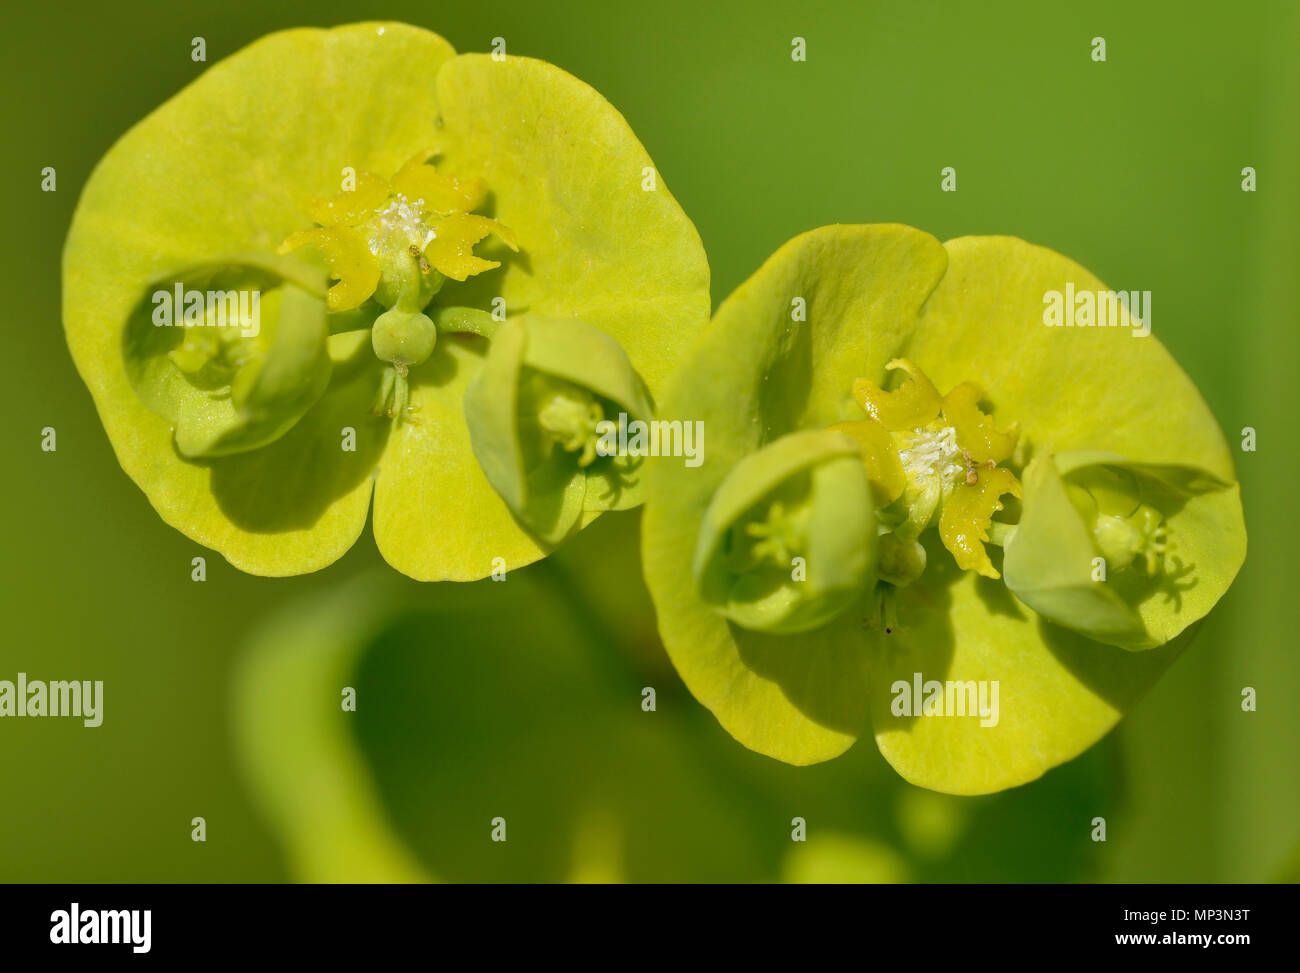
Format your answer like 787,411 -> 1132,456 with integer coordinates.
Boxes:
642,225 -> 1245,793
122,259 -> 333,459
1004,451 -> 1241,650
464,316 -> 654,545
63,22 -> 708,579
692,429 -> 875,634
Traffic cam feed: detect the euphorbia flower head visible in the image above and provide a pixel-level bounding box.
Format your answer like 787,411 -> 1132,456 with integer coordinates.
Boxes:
63,22 -> 709,580
643,225 -> 1246,794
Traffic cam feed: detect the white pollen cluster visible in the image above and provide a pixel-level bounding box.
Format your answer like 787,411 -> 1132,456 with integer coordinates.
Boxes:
361,194 -> 436,255
898,425 -> 965,486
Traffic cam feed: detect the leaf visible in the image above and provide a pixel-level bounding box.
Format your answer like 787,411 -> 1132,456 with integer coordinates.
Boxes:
866,530 -> 1194,794
432,54 -> 710,398
904,236 -> 1237,482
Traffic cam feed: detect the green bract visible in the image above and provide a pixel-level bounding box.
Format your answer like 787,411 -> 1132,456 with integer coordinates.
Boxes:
1003,452 -> 1237,650
63,22 -> 708,579
123,258 -> 333,459
642,225 -> 1246,794
692,428 -> 874,634
464,316 -> 654,544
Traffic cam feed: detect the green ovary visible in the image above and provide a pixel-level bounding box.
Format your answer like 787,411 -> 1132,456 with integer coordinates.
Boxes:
537,382 -> 605,467
740,501 -> 807,570
1092,507 -> 1167,574
371,308 -> 437,369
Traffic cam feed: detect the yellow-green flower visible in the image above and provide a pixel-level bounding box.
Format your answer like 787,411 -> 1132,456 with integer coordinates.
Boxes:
63,22 -> 708,579
642,225 -> 1246,794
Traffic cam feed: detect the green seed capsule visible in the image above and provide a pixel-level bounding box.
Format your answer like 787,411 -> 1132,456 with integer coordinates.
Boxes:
371,307 -> 437,367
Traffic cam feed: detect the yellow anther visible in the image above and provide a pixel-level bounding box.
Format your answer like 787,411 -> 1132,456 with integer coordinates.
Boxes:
423,214 -> 519,282
826,419 -> 907,507
303,172 -> 391,227
852,358 -> 942,431
278,226 -> 381,312
938,467 -> 1021,579
942,382 -> 1019,465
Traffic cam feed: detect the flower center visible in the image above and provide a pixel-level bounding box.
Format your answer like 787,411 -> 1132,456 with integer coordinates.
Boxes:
539,384 -> 605,467
278,152 -> 519,424
835,358 -> 1024,623
168,318 -> 254,380
838,357 -> 1185,636
1092,506 -> 1167,574
744,501 -> 805,568
897,424 -> 965,489
1065,465 -> 1171,576
361,195 -> 438,256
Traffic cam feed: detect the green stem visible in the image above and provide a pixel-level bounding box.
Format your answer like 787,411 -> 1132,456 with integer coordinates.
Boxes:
392,365 -> 409,421
430,305 -> 500,338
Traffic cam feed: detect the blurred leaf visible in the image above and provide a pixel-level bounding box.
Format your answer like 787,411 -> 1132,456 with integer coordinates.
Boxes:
234,512 -> 1123,882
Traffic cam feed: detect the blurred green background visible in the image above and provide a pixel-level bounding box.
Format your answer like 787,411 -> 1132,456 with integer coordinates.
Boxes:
1,0 -> 1295,881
